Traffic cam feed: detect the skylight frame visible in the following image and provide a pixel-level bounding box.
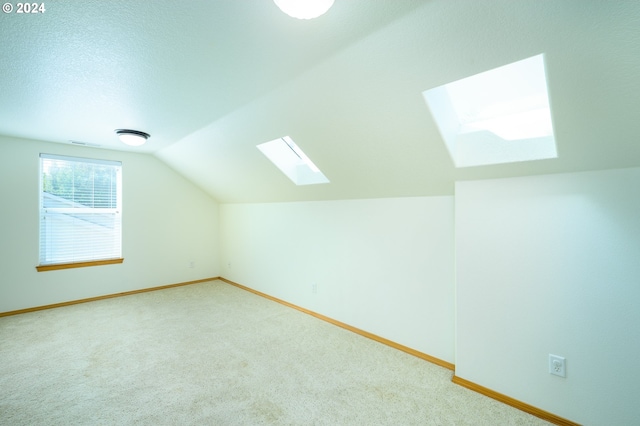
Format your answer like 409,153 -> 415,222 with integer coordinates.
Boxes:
257,136 -> 329,186
423,54 -> 557,168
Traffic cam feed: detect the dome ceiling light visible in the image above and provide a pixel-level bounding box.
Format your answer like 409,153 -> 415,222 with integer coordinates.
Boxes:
115,129 -> 150,147
273,0 -> 334,20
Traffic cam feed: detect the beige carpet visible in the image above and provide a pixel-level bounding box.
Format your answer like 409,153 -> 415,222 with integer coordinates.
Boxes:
0,280 -> 550,425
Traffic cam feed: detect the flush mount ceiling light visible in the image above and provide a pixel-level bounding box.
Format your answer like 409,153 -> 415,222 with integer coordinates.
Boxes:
273,0 -> 334,19
115,129 -> 150,147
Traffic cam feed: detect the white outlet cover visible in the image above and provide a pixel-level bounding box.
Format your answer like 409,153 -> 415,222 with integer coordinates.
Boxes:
549,354 -> 566,378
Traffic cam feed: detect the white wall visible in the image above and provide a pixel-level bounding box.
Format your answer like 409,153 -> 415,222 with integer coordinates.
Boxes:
455,168 -> 640,425
0,135 -> 220,312
9,132 -> 637,423
220,196 -> 455,364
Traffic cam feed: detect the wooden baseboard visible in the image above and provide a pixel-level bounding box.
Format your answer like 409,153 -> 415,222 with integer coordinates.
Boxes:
2,275 -> 578,425
0,277 -> 220,317
220,278 -> 580,425
218,277 -> 455,371
452,375 -> 580,426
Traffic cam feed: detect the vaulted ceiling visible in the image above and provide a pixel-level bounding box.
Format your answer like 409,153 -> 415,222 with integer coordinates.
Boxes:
2,1 -> 639,202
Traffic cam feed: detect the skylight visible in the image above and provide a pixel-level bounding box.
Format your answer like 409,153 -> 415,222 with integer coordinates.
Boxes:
257,136 -> 329,185
423,54 -> 557,168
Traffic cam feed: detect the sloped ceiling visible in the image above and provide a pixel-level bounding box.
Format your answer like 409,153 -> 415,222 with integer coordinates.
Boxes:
2,1 -> 640,202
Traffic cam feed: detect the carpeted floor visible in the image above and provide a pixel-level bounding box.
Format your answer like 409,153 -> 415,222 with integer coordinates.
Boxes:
0,280 -> 550,425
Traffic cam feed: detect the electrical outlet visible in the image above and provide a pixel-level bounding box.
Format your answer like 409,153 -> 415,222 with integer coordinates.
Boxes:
188,261 -> 195,269
549,354 -> 566,377
312,283 -> 318,294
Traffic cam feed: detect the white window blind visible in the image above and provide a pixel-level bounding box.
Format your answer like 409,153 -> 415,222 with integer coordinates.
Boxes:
39,154 -> 122,266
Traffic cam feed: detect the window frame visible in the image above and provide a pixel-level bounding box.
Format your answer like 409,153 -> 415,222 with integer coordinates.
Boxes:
37,153 -> 124,271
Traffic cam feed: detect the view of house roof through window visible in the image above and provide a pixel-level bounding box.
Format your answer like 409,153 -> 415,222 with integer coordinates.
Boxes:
39,154 -> 122,268
257,136 -> 329,185
422,54 -> 557,168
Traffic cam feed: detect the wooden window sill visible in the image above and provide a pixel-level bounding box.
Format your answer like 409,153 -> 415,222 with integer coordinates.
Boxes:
36,258 -> 124,272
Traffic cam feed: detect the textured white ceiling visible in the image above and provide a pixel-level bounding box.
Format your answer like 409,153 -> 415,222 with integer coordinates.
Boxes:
2,1 -> 640,202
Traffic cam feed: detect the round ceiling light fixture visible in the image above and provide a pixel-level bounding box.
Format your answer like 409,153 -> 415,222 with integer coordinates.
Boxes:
273,0 -> 334,20
116,129 -> 150,147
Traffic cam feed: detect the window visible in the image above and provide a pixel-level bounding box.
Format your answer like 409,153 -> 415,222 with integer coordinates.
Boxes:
422,54 -> 557,167
257,136 -> 329,185
38,154 -> 123,271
